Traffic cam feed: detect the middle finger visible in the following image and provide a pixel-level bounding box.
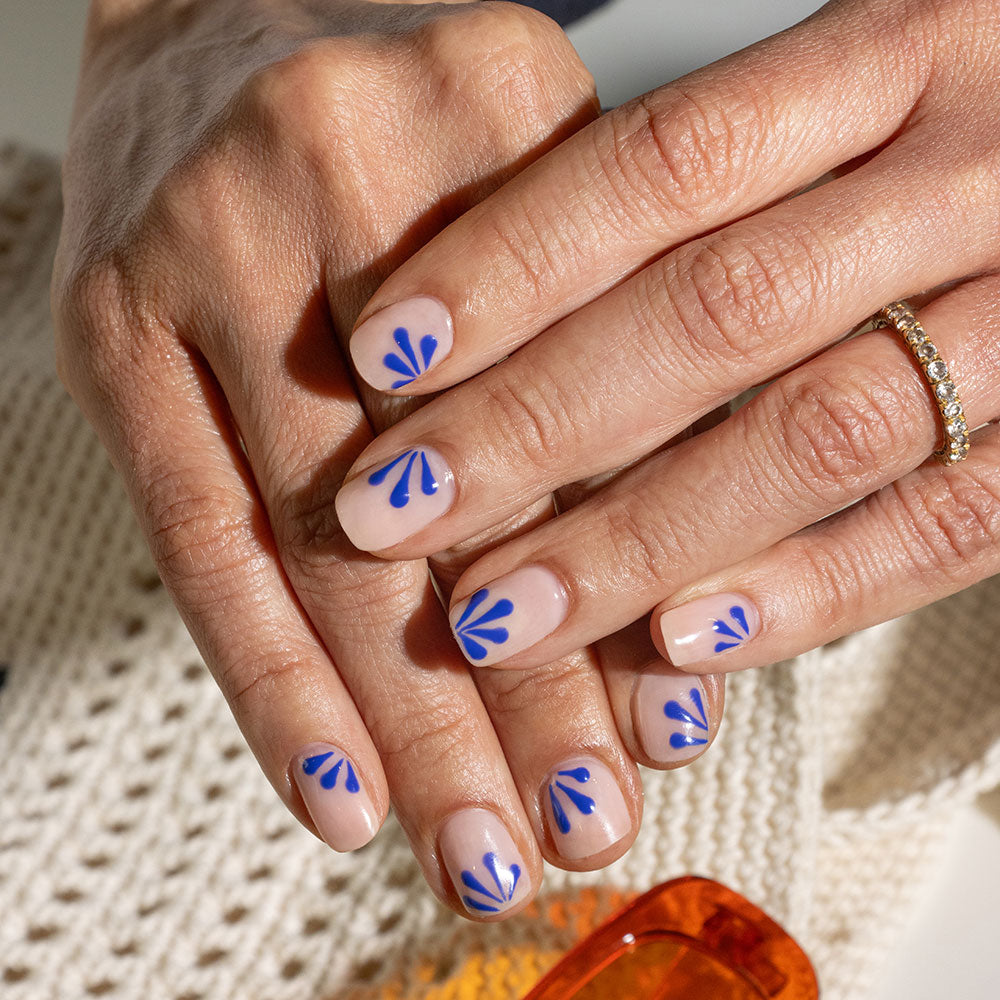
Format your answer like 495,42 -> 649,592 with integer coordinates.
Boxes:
334,128 -> 998,558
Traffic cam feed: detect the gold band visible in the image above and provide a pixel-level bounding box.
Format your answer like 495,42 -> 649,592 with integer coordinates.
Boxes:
871,301 -> 969,465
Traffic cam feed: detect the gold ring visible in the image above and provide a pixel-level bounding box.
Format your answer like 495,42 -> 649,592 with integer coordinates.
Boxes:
871,301 -> 969,465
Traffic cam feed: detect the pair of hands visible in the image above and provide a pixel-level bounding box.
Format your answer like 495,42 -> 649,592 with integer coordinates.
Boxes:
53,0 -> 1000,921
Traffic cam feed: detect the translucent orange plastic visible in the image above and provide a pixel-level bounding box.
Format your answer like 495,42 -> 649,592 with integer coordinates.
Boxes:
521,877 -> 818,1000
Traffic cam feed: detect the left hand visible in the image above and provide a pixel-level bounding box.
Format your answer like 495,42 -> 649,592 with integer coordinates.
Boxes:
333,0 -> 1000,673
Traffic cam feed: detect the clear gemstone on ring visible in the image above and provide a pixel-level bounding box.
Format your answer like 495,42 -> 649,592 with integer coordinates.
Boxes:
926,359 -> 948,381
905,329 -> 927,345
943,401 -> 962,418
915,343 -> 937,360
935,381 -> 957,402
947,419 -> 967,438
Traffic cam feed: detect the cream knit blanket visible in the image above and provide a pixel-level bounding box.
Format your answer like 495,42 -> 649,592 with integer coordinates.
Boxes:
2,140 -> 999,1000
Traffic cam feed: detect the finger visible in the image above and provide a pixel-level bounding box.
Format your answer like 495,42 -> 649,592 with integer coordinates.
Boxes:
595,620 -> 725,770
63,336 -> 388,854
439,274 -> 1000,669
335,125 -> 1000,556
346,0 -> 933,393
651,420 -> 1000,673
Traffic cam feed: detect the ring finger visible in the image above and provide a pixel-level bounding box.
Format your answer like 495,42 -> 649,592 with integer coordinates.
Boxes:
437,274 -> 1000,669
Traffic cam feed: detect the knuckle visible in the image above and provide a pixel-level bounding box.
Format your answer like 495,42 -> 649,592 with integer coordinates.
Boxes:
766,370 -> 911,500
595,493 -> 678,589
792,534 -> 874,627
483,657 -> 592,722
601,86 -> 758,220
364,694 -> 476,775
479,372 -> 580,474
895,459 -> 1000,578
664,232 -> 819,383
146,485 -> 257,592
224,655 -> 310,717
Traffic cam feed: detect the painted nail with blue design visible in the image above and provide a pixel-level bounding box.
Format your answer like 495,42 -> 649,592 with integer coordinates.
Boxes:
633,670 -> 716,764
542,757 -> 631,860
335,445 -> 455,551
657,593 -> 761,668
292,743 -> 379,852
349,296 -> 454,392
449,566 -> 568,667
439,808 -> 530,919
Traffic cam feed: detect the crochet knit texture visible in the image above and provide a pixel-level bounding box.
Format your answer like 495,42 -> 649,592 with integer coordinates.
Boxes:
1,141 -> 999,1000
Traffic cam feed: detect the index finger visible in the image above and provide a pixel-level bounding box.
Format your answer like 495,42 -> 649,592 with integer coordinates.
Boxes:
347,0 -> 931,394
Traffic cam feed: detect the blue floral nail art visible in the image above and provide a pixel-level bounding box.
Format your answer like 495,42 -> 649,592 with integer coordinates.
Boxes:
547,767 -> 596,835
460,852 -> 522,913
664,687 -> 709,751
382,326 -> 438,388
302,751 -> 361,793
712,605 -> 752,653
452,589 -> 514,661
367,449 -> 439,509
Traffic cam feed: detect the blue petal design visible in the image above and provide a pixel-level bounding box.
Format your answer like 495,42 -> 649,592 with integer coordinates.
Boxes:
367,449 -> 440,509
419,334 -> 437,368
729,605 -> 749,634
381,327 -> 439,388
710,605 -> 752,652
302,751 -> 361,794
302,751 -> 333,775
389,452 -> 419,508
460,852 -> 521,913
663,687 -> 710,752
454,590 -> 514,660
549,785 -> 571,834
670,732 -> 708,749
320,757 -> 344,789
547,767 -> 596,835
345,761 -> 360,794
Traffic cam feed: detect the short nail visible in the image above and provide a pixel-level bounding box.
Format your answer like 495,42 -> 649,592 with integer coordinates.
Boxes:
633,671 -> 712,764
542,757 -> 630,860
449,566 -> 568,667
335,446 -> 455,551
439,808 -> 529,918
657,592 -> 761,667
350,297 -> 454,391
293,743 -> 379,852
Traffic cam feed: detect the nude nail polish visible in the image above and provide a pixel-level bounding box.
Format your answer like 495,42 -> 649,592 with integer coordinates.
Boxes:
542,757 -> 630,860
439,808 -> 529,918
633,671 -> 712,764
657,593 -> 761,667
334,446 -> 455,551
449,566 -> 568,667
350,297 -> 454,391
292,743 -> 379,852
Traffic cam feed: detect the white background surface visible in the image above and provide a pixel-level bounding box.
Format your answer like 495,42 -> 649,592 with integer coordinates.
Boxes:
1,0 -> 998,996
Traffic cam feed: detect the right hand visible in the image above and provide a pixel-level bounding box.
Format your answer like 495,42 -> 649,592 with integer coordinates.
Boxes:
52,0 -> 724,918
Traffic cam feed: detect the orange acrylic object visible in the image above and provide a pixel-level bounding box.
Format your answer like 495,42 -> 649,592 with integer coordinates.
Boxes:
521,877 -> 818,1000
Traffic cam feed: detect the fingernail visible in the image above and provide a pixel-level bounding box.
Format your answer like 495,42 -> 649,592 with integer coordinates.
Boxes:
633,671 -> 712,764
335,446 -> 455,551
292,743 -> 379,852
350,297 -> 454,391
439,808 -> 529,918
542,757 -> 630,860
449,566 -> 568,667
657,592 -> 761,667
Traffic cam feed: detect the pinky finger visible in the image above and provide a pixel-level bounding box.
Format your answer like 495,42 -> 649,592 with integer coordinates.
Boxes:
86,349 -> 389,851
651,423 -> 1000,674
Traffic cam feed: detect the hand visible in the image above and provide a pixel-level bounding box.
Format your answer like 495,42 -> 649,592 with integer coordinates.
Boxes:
54,0 -> 729,921
336,0 -> 1000,674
